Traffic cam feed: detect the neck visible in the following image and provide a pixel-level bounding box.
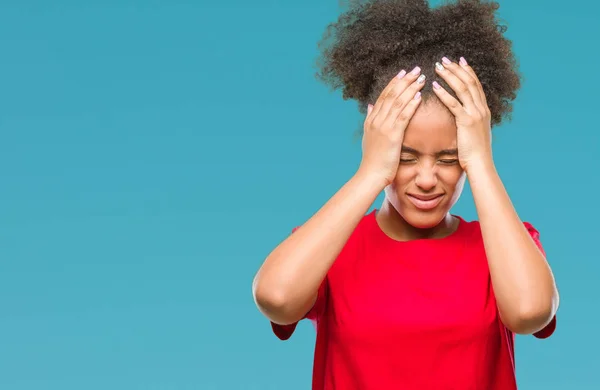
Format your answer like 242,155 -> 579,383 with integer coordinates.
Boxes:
376,199 -> 458,241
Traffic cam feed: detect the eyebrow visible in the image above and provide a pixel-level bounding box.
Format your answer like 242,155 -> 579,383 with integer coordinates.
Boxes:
401,146 -> 458,156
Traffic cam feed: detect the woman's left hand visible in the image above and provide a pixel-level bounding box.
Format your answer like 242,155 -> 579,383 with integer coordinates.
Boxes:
432,57 -> 493,173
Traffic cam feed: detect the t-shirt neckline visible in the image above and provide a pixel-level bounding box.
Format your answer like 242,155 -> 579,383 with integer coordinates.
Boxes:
367,209 -> 466,245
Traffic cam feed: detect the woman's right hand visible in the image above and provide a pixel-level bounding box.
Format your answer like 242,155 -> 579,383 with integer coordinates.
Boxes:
358,66 -> 427,186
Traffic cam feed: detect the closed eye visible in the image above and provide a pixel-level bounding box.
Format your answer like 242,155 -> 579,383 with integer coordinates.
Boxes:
439,159 -> 458,164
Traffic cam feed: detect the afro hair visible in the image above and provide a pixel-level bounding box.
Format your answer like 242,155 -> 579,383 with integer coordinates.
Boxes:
315,0 -> 521,127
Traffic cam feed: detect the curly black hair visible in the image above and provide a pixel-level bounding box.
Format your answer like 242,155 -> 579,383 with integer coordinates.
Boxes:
315,0 -> 521,127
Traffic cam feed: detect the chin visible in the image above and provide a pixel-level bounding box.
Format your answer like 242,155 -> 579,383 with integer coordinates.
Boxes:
397,205 -> 450,230
385,190 -> 453,230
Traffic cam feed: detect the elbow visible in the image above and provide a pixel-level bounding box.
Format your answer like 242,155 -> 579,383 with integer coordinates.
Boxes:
502,293 -> 559,335
253,284 -> 286,316
505,308 -> 553,335
252,277 -> 303,326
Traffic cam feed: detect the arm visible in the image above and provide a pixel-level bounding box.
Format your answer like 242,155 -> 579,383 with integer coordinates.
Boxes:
467,159 -> 559,335
252,171 -> 384,325
432,56 -> 559,335
253,67 -> 426,326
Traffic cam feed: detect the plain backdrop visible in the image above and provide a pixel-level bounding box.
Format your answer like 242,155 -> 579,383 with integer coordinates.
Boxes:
0,0 -> 598,389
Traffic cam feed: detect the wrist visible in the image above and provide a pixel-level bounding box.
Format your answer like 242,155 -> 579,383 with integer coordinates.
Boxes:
464,154 -> 495,178
352,168 -> 389,194
465,155 -> 498,188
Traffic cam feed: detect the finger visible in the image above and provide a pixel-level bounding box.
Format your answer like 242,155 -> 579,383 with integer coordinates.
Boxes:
370,66 -> 423,125
440,57 -> 486,113
458,57 -> 488,107
392,89 -> 424,130
367,69 -> 408,123
434,58 -> 477,112
431,80 -> 465,117
382,73 -> 426,126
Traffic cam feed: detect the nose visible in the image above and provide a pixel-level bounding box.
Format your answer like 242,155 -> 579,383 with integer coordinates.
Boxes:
414,164 -> 438,191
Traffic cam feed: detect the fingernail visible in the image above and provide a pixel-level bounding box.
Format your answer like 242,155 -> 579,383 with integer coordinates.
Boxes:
410,66 -> 421,75
442,57 -> 451,65
432,81 -> 441,89
414,92 -> 421,100
397,69 -> 407,79
459,57 -> 468,66
417,74 -> 426,84
435,62 -> 444,71
367,104 -> 373,114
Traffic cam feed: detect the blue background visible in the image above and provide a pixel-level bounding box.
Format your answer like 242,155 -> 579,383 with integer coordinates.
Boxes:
0,0 -> 597,389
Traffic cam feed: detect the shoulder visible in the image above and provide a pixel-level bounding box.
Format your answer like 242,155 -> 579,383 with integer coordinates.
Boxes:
454,215 -> 544,248
455,215 -> 541,234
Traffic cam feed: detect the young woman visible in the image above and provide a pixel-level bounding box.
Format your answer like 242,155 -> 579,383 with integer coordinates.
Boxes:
252,1 -> 559,389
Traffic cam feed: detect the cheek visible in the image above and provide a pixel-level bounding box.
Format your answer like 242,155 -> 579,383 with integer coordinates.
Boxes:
384,168 -> 413,206
392,166 -> 416,188
444,170 -> 467,203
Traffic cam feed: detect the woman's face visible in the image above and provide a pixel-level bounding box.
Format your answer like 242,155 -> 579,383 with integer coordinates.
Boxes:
384,100 -> 466,229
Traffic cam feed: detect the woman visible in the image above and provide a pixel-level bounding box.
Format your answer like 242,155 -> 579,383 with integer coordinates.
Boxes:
252,0 -> 559,389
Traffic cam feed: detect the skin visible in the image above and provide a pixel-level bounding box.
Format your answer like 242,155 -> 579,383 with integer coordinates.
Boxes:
431,57 -> 559,333
377,98 -> 465,241
253,58 -> 559,335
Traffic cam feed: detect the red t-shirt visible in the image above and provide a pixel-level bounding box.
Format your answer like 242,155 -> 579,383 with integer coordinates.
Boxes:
270,210 -> 556,390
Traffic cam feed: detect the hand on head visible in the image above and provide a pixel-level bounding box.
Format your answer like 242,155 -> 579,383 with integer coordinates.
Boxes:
432,57 -> 493,173
359,57 -> 494,185
359,66 -> 427,186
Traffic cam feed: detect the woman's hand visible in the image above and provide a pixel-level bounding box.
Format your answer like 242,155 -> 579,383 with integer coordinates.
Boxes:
432,57 -> 559,334
431,57 -> 493,173
358,66 -> 426,186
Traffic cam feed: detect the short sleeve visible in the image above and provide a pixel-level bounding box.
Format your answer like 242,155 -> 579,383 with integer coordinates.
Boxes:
524,222 -> 557,339
270,226 -> 329,341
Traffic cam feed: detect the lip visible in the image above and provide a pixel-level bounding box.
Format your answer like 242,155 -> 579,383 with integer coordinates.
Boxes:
407,194 -> 444,210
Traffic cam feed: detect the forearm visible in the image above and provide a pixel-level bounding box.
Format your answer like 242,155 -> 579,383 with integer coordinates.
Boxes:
253,169 -> 385,325
467,159 -> 559,334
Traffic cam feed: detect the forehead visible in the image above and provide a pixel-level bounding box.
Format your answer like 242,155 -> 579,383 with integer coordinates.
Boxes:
402,100 -> 457,150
